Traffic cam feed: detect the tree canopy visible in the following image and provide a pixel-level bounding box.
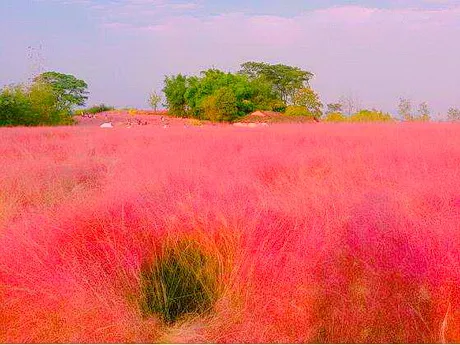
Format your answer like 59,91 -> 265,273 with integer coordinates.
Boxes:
163,74 -> 188,117
34,71 -> 89,111
239,62 -> 314,105
292,88 -> 323,119
398,98 -> 431,122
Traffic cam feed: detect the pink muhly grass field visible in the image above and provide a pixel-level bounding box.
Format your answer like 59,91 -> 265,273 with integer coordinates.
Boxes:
0,123 -> 459,343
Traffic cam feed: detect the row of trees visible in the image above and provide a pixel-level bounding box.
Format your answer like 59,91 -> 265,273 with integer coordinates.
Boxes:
397,99 -> 431,122
326,98 -> 460,122
324,109 -> 394,123
0,72 -> 88,126
322,99 -> 430,123
2,63 -> 459,127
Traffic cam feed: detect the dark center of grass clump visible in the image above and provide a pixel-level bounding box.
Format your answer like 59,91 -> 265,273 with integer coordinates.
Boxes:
140,239 -> 221,324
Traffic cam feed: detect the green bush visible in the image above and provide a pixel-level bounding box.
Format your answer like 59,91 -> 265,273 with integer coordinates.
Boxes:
324,110 -> 394,123
140,239 -> 221,324
324,112 -> 347,122
349,109 -> 394,122
285,105 -> 311,117
75,104 -> 114,115
285,105 -> 321,119
0,83 -> 73,127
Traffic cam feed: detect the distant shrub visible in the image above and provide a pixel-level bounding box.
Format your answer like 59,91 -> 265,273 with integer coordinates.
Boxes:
201,87 -> 239,122
128,108 -> 138,116
412,114 -> 430,122
188,118 -> 203,127
324,110 -> 393,123
349,109 -> 394,122
285,105 -> 321,120
80,104 -> 114,115
285,105 -> 310,117
324,112 -> 347,122
140,239 -> 221,324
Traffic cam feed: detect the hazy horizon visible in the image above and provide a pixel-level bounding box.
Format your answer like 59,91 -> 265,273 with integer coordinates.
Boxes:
1,0 -> 459,118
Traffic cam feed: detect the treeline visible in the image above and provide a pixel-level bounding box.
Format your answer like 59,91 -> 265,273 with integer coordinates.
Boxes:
161,62 -> 460,123
0,72 -> 88,126
2,62 -> 460,127
324,109 -> 394,123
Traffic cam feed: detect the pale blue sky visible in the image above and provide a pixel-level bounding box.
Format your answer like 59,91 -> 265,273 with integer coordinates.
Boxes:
1,0 -> 459,116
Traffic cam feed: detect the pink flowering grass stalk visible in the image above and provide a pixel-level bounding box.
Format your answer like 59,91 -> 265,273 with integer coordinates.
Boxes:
0,123 -> 459,343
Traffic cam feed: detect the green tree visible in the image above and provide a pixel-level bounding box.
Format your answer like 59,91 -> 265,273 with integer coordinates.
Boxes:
148,91 -> 162,112
239,62 -> 313,104
28,80 -> 71,125
292,87 -> 323,119
163,74 -> 188,117
34,71 -> 88,111
447,107 -> 460,121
